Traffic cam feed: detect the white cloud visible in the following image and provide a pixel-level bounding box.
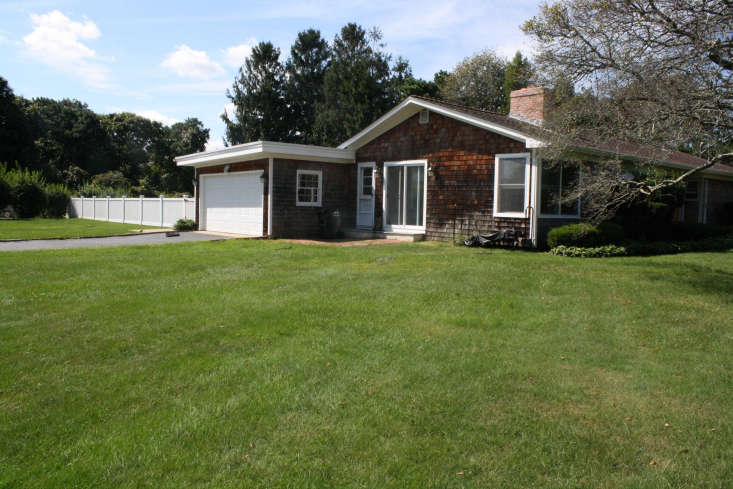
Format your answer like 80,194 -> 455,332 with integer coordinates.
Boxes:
222,39 -> 256,68
205,137 -> 226,152
162,44 -> 224,79
135,110 -> 178,126
22,10 -> 112,88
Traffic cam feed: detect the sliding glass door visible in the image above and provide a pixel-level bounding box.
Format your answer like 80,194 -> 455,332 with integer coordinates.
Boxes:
384,161 -> 426,232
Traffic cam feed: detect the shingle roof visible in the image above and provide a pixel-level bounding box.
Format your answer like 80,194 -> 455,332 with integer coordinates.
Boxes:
409,95 -> 733,176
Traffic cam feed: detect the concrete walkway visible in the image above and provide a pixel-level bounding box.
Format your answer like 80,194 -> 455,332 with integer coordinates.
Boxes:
0,231 -> 248,251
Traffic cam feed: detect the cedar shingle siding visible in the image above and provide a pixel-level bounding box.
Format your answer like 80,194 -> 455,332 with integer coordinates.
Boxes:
270,159 -> 355,238
356,111 -> 530,241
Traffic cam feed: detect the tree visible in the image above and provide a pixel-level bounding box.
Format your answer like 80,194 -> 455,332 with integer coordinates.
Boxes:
440,49 -> 507,112
0,77 -> 32,167
285,29 -> 331,145
100,112 -> 159,186
222,42 -> 290,145
23,98 -> 111,185
152,118 -> 209,194
390,57 -> 441,100
523,0 -> 732,220
315,24 -> 395,145
502,52 -> 534,112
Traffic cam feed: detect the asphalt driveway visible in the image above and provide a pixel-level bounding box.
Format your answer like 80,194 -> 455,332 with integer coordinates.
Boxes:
0,232 -> 245,251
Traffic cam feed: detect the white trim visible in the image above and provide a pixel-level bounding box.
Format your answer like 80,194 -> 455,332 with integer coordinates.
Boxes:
296,169 -> 322,207
199,169 -> 264,235
356,162 -> 376,229
537,161 -> 582,219
382,159 -> 428,233
530,149 -> 540,247
176,141 -> 355,168
493,153 -> 531,218
338,97 -> 544,150
268,157 -> 274,236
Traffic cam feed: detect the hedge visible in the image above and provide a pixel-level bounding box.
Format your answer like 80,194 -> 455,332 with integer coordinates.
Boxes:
44,184 -> 71,218
0,165 -> 72,218
174,218 -> 196,231
550,235 -> 733,258
546,222 -> 602,248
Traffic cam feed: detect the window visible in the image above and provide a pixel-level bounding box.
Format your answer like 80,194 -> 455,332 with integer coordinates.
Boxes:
540,161 -> 580,217
383,161 -> 426,230
685,181 -> 698,201
296,170 -> 322,206
493,153 -> 530,217
361,166 -> 373,196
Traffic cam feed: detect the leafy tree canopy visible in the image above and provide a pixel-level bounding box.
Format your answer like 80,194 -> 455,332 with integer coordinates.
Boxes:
523,0 -> 732,220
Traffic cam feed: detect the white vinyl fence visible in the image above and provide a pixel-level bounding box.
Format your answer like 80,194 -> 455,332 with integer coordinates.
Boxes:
69,196 -> 195,228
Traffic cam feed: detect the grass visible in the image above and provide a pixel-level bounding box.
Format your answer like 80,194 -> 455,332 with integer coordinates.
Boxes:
0,240 -> 730,488
0,218 -> 162,240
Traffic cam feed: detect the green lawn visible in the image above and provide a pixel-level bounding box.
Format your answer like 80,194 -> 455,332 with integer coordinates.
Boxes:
0,241 -> 730,489
0,218 -> 162,240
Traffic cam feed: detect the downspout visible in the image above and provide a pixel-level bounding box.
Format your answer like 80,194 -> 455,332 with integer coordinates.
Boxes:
529,149 -> 540,248
268,157 -> 274,237
193,167 -> 198,230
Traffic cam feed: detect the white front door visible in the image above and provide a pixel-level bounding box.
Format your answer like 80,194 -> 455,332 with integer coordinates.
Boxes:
357,162 -> 375,228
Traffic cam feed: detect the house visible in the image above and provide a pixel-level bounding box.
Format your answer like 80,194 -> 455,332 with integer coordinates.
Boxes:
174,87 -> 733,245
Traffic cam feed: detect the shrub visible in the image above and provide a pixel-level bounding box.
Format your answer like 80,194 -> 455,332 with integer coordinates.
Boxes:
0,175 -> 9,210
550,244 -> 628,258
3,167 -> 47,218
550,234 -> 733,258
174,218 -> 196,231
44,184 -> 71,218
91,170 -> 130,189
546,222 -> 602,248
716,202 -> 733,225
78,183 -> 129,198
597,221 -> 625,243
660,222 -> 730,241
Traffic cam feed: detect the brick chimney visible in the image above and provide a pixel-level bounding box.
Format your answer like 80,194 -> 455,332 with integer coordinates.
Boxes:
509,86 -> 553,125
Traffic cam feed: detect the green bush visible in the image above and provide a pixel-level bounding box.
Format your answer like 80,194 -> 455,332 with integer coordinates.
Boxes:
3,167 -> 47,218
550,234 -> 733,258
44,184 -> 71,218
546,222 -> 602,248
550,244 -> 628,258
597,221 -> 625,243
78,183 -> 130,198
0,175 -> 9,210
661,222 -> 730,241
716,202 -> 733,225
174,218 -> 196,231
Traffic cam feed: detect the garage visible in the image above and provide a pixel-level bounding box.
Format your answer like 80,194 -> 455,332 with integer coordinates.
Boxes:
200,171 -> 264,236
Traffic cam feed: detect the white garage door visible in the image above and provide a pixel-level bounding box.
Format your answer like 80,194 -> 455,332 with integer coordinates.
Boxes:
201,171 -> 264,236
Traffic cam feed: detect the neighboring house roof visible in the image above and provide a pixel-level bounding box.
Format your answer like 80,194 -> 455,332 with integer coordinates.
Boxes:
175,141 -> 354,168
339,95 -> 733,178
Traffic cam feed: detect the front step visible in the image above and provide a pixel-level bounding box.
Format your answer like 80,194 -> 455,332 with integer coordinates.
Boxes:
343,228 -> 425,242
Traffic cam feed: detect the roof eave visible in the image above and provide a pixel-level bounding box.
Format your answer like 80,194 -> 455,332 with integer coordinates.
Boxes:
175,141 -> 355,168
572,145 -> 732,178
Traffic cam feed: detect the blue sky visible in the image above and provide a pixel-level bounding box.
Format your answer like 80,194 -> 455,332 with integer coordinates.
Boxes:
0,0 -> 542,149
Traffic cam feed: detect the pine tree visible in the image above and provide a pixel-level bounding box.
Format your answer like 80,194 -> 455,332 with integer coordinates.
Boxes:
285,29 -> 330,145
222,42 -> 290,145
314,24 -> 394,146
